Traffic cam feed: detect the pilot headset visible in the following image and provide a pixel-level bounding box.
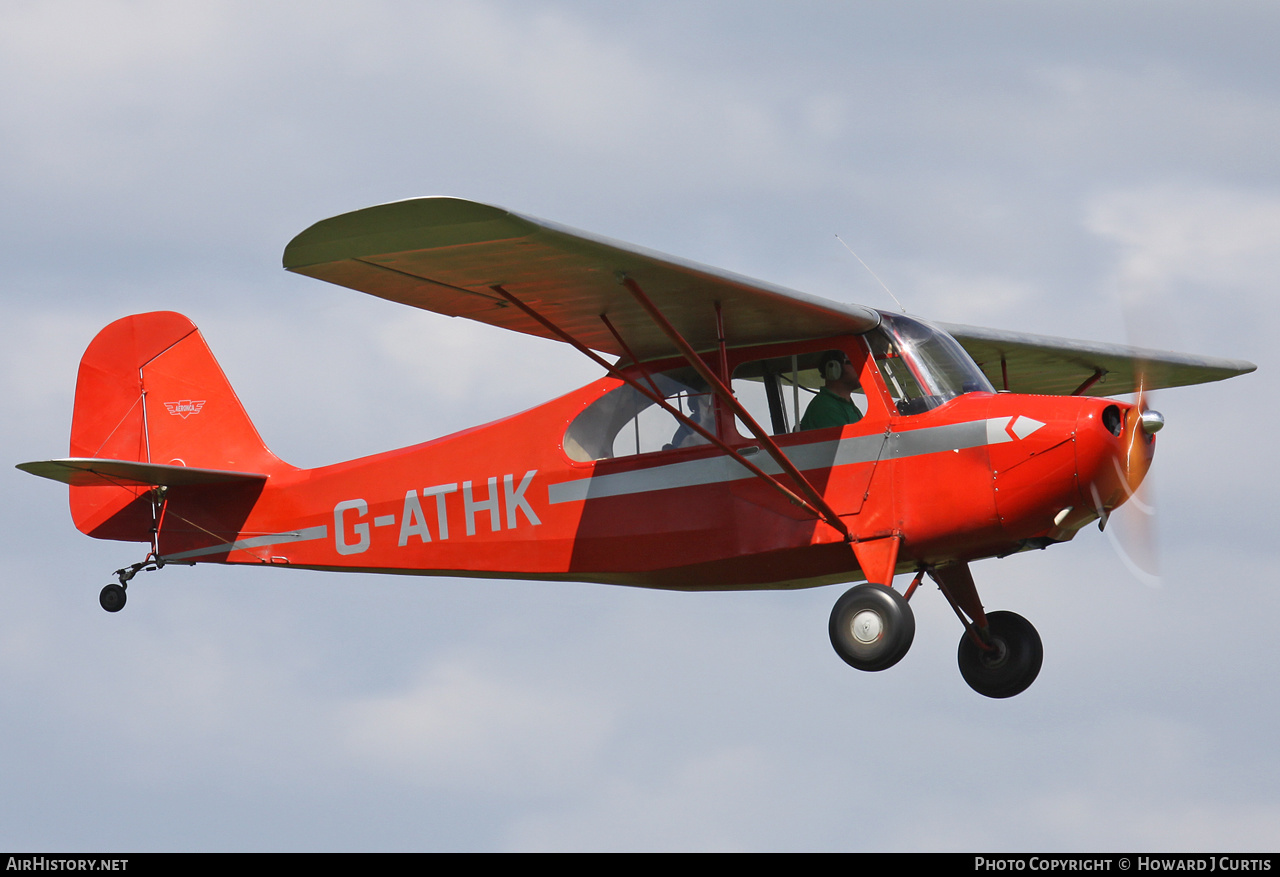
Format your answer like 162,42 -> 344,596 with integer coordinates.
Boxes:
820,350 -> 848,381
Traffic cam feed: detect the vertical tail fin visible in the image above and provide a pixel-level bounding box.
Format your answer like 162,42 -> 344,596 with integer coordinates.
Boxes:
68,311 -> 289,541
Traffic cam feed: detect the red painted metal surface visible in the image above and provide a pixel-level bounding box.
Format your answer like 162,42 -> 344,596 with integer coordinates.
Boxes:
58,312 -> 1154,593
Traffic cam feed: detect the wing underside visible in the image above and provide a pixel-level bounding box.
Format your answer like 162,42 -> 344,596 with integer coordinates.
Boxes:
941,322 -> 1256,397
283,197 -> 881,363
284,197 -> 1255,395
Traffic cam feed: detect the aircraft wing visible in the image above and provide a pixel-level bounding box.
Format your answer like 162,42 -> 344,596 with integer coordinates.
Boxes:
940,322 -> 1257,397
283,197 -> 881,362
284,196 -> 1254,394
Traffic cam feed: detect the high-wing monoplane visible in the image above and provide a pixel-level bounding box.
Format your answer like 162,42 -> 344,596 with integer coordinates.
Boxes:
19,198 -> 1256,697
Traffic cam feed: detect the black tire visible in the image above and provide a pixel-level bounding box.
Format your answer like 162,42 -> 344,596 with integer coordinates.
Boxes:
829,583 -> 915,671
957,610 -> 1042,698
99,584 -> 126,613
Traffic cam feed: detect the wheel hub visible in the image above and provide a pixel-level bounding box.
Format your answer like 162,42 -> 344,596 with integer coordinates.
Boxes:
979,637 -> 1009,669
850,609 -> 884,644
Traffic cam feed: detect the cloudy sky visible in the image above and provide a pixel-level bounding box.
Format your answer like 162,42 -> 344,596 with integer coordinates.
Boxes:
2,0 -> 1276,852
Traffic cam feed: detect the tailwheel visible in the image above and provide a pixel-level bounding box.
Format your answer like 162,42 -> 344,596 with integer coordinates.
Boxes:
97,556 -> 163,613
829,583 -> 915,671
99,583 -> 127,613
957,610 -> 1042,698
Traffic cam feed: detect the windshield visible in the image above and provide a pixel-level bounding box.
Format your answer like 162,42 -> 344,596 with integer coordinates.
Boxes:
867,312 -> 993,415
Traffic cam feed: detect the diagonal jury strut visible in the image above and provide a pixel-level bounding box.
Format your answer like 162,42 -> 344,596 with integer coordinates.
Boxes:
618,277 -> 851,540
488,284 -> 839,527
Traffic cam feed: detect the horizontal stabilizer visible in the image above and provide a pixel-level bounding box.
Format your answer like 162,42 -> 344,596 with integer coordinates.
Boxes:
17,458 -> 269,488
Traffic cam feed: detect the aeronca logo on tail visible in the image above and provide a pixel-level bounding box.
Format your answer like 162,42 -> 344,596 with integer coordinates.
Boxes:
163,399 -> 205,419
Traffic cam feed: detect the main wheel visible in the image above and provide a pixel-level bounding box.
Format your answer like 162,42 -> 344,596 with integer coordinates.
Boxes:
829,583 -> 915,671
957,610 -> 1042,698
99,584 -> 126,613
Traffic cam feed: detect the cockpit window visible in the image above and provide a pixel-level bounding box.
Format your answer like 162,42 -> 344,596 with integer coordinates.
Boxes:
564,366 -> 712,462
731,351 -> 868,435
868,313 -> 993,415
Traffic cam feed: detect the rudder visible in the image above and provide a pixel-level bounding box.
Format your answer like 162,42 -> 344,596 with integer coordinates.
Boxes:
69,311 -> 289,541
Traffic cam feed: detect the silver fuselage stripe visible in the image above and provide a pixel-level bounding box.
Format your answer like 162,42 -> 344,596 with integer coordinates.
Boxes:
160,525 -> 330,561
547,417 -> 1011,505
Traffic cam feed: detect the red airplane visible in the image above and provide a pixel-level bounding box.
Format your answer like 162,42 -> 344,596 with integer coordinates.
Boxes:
18,197 -> 1256,697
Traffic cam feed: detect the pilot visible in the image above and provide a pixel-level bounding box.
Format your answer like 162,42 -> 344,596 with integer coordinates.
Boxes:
799,350 -> 864,430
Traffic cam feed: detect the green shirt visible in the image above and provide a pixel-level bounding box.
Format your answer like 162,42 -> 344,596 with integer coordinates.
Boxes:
799,387 -> 863,431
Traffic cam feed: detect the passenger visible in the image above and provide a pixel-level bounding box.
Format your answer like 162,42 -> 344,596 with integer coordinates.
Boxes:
666,391 -> 714,449
799,350 -> 863,430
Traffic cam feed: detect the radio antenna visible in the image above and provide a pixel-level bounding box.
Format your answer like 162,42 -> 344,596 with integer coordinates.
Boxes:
835,234 -> 906,314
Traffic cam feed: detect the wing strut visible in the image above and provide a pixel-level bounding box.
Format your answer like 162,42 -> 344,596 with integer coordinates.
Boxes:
619,277 -> 852,540
489,285 -> 844,530
1071,368 -> 1106,396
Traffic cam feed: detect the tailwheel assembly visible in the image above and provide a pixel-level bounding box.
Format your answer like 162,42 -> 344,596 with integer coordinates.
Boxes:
829,583 -> 915,671
97,556 -> 164,613
957,610 -> 1043,699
